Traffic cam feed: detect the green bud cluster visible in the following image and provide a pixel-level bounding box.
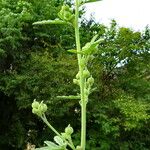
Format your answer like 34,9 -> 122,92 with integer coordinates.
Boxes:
61,124 -> 74,140
65,124 -> 74,135
32,100 -> 47,117
58,5 -> 75,23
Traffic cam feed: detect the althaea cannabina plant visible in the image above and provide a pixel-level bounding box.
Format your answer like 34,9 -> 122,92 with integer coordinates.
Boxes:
32,0 -> 103,150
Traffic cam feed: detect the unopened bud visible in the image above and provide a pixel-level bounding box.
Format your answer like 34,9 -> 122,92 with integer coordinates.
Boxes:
58,5 -> 74,22
65,124 -> 74,135
83,69 -> 90,78
32,100 -> 47,117
32,108 -> 39,115
73,79 -> 79,85
32,100 -> 39,109
87,76 -> 94,86
40,103 -> 48,113
61,133 -> 70,140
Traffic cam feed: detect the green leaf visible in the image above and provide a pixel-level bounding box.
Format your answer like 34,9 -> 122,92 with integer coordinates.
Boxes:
81,36 -> 104,55
35,146 -> 50,150
57,95 -> 80,100
33,19 -> 67,25
67,49 -> 83,54
91,34 -> 99,43
44,141 -> 59,147
44,141 -> 61,149
54,136 -> 64,146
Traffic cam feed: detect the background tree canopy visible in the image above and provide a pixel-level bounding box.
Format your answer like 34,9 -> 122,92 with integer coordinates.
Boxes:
0,0 -> 150,149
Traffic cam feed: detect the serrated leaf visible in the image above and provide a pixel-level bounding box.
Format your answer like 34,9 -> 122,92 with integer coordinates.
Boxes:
54,136 -> 65,146
33,19 -> 67,25
57,95 -> 80,100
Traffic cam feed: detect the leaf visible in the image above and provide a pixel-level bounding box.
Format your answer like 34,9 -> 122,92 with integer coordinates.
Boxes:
81,37 -> 104,55
67,49 -> 83,54
93,38 -> 104,45
36,146 -> 64,150
33,19 -> 67,25
91,34 -> 99,43
44,141 -> 61,149
35,146 -> 50,150
54,136 -> 64,146
57,95 -> 80,100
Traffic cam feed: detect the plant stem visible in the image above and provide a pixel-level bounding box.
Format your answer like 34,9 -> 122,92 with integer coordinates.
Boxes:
41,114 -> 76,150
75,0 -> 86,149
41,114 -> 61,136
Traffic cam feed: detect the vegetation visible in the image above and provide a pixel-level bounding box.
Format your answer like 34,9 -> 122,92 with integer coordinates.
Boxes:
0,0 -> 150,150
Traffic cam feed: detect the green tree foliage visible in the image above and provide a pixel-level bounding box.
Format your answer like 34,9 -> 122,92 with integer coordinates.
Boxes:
80,20 -> 150,149
0,0 -> 150,149
0,0 -> 75,149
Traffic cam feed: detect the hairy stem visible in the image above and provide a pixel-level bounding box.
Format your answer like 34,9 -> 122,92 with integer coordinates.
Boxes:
75,0 -> 86,149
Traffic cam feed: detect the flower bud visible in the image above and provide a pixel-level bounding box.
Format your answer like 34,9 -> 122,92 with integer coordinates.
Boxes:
61,133 -> 70,140
58,5 -> 74,22
63,11 -> 74,21
83,69 -> 90,78
73,79 -> 79,85
40,103 -> 48,113
32,108 -> 39,115
32,100 -> 39,109
65,124 -> 74,135
87,76 -> 94,86
32,100 -> 47,117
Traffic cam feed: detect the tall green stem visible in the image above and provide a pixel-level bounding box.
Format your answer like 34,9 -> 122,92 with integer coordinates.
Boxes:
75,0 -> 86,149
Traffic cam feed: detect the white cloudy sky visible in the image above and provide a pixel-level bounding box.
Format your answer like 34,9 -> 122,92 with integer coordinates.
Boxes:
83,0 -> 150,31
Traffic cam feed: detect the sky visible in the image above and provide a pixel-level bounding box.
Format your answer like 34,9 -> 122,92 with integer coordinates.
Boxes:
83,0 -> 150,31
